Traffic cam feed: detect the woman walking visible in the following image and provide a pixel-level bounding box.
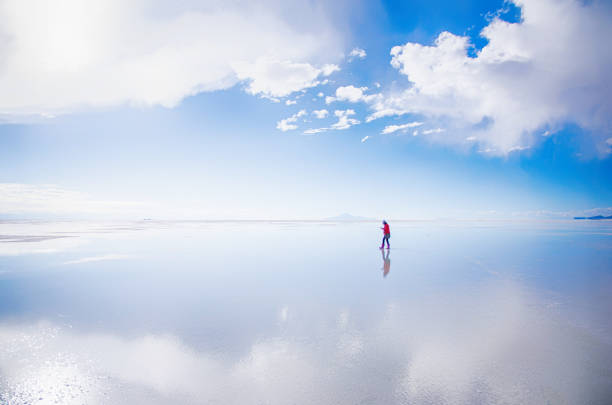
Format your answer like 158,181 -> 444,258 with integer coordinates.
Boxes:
380,220 -> 390,249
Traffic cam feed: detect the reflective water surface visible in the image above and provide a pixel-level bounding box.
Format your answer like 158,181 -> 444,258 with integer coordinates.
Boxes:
1,220 -> 611,404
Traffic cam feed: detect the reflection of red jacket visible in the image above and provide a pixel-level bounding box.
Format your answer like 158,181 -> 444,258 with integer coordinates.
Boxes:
383,224 -> 390,235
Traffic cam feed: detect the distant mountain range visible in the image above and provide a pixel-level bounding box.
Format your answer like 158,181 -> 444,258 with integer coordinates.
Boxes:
325,213 -> 375,221
573,215 -> 612,220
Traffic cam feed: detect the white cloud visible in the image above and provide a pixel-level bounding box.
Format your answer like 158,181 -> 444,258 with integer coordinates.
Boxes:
276,121 -> 297,132
321,64 -> 340,76
276,110 -> 307,132
370,0 -> 612,155
236,60 -> 341,98
317,92 -> 324,98
0,183 -> 150,216
381,121 -> 423,134
303,127 -> 329,134
360,135 -> 369,143
0,0 -> 342,119
332,109 -> 359,130
348,47 -> 366,60
303,109 -> 359,133
335,85 -> 367,102
365,108 -> 408,122
422,128 -> 444,135
326,85 -> 379,104
508,145 -> 530,152
285,100 -> 297,105
312,109 -> 329,119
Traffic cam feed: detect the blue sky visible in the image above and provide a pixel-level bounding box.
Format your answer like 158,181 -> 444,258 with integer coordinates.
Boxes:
0,0 -> 611,219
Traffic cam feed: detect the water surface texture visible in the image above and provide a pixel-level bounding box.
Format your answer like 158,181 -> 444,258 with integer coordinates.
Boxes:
1,220 -> 611,404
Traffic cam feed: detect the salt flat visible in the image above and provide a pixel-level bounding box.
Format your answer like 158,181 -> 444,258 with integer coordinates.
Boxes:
0,220 -> 611,404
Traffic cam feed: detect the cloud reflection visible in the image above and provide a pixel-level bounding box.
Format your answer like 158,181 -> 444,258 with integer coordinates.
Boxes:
62,254 -> 133,265
0,235 -> 84,256
1,280 -> 610,405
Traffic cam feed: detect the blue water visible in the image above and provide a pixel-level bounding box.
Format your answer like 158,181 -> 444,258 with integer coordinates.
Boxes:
0,220 -> 611,404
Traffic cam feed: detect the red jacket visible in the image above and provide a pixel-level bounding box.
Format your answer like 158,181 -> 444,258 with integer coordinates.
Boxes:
383,223 -> 390,235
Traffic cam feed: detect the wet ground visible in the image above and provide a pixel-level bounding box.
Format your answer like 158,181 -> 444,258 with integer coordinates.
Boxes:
0,219 -> 611,404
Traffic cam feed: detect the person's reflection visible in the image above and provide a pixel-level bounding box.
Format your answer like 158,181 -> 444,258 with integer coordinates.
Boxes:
381,248 -> 391,277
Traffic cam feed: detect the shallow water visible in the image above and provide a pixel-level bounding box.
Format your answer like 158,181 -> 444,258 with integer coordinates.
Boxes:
0,220 -> 611,404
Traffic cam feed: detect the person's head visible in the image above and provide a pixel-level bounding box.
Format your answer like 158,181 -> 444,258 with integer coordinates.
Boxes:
382,220 -> 387,225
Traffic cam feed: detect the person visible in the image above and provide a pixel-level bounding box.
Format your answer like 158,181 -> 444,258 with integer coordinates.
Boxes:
380,220 -> 390,249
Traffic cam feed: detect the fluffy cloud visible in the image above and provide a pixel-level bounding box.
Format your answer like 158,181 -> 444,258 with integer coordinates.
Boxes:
332,85 -> 365,103
312,109 -> 329,119
381,121 -> 423,134
303,109 -> 359,134
0,0 -> 342,119
320,64 -> 340,76
326,85 -> 379,104
235,60 -> 339,98
276,110 -> 307,132
370,0 -> 612,155
331,109 -> 360,130
348,47 -> 366,60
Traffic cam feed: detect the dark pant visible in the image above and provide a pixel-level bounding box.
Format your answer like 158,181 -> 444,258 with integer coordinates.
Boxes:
381,234 -> 390,247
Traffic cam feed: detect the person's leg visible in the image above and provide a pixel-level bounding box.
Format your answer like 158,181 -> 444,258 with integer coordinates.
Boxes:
380,236 -> 385,249
385,235 -> 390,248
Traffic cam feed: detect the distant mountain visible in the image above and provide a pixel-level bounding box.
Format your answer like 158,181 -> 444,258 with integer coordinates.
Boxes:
325,213 -> 374,221
573,215 -> 612,220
